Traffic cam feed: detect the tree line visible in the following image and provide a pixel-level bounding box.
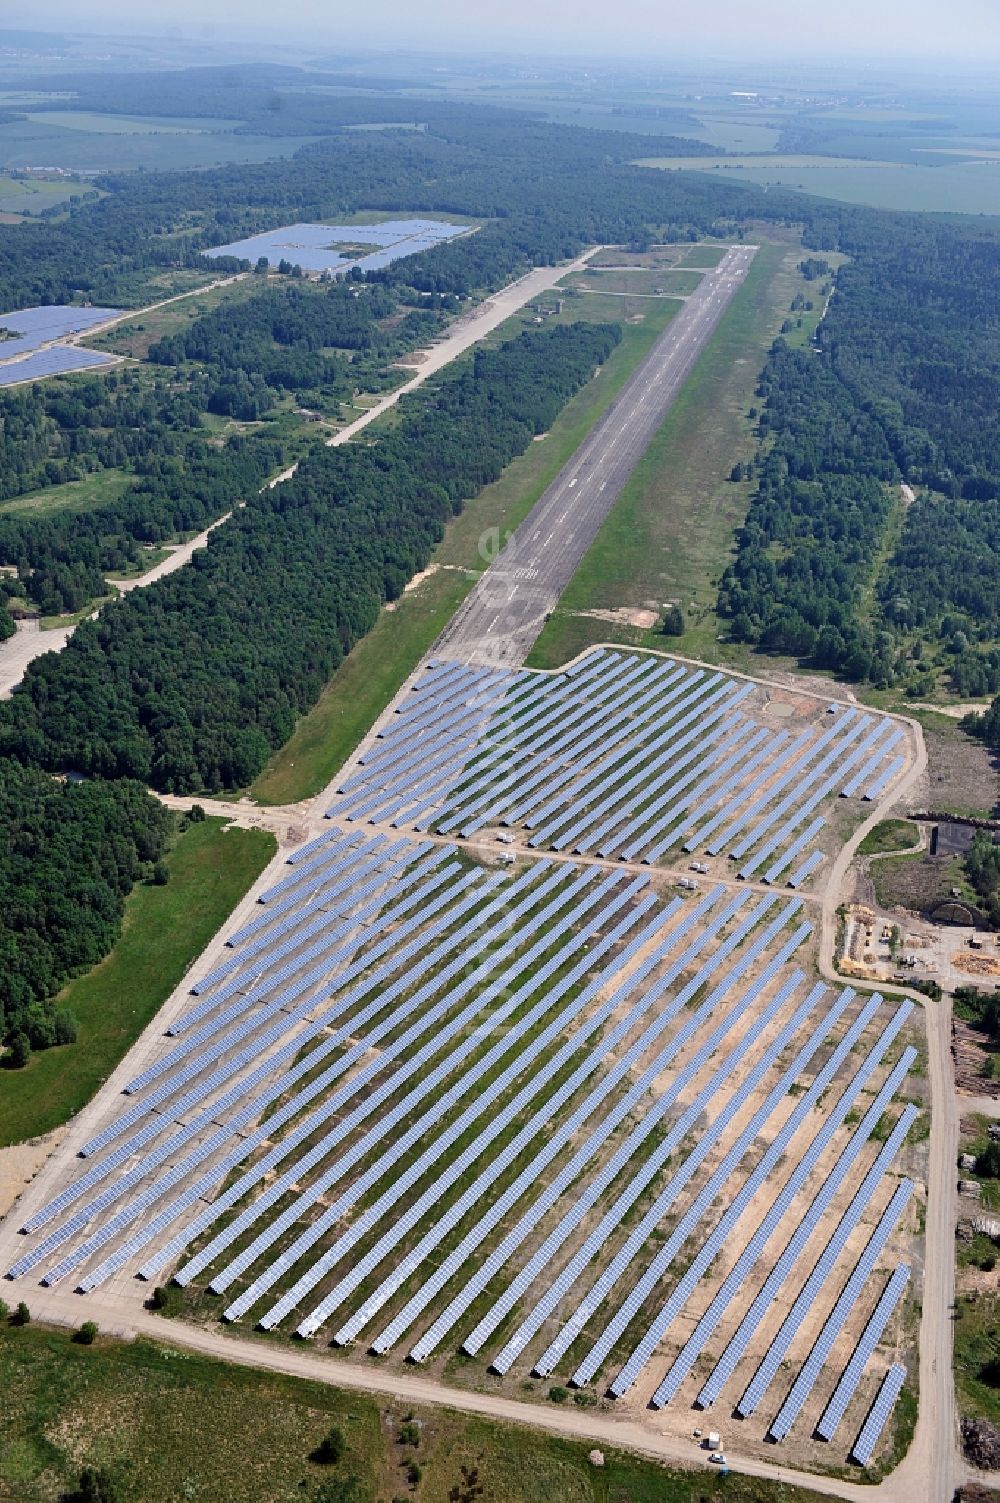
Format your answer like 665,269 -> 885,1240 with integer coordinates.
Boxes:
0,321 -> 619,793
0,762 -> 172,1067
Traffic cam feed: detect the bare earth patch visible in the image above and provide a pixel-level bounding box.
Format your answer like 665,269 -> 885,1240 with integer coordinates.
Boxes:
0,1127 -> 65,1218
574,606 -> 660,629
921,729 -> 1000,818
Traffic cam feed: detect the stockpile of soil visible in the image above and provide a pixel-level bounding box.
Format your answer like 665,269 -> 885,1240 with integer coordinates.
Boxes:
962,1416 -> 1000,1470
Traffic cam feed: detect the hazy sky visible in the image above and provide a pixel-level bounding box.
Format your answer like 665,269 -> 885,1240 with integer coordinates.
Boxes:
8,0 -> 1000,63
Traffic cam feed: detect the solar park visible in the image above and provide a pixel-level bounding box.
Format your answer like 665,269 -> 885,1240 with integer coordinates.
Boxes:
0,304 -> 121,386
202,216 -> 468,275
3,646 -> 922,1476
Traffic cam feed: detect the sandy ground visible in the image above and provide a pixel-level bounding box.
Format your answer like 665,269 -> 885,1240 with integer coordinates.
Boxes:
0,1128 -> 64,1219
0,617 -> 73,697
574,606 -> 660,629
912,702 -> 991,721
0,511 -> 232,697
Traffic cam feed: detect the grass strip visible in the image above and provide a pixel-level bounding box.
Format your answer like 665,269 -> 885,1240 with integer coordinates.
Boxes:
0,816 -> 275,1146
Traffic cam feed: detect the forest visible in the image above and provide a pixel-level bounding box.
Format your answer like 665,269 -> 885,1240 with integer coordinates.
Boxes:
719,218 -> 1000,692
0,72 -> 795,312
0,320 -> 619,792
965,833 -> 1000,929
147,277 -> 449,418
0,763 -> 172,1065
0,276 -> 442,627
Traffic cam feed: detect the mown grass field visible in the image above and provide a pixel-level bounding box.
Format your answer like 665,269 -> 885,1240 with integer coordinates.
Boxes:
527,235 -> 806,670
563,267 -> 704,297
0,1322 -> 836,1503
858,820 -> 920,856
0,818 -> 274,1147
251,295 -> 681,806
0,469 -> 133,520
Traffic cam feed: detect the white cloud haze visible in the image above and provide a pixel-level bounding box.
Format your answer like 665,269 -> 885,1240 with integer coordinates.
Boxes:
8,0 -> 1000,63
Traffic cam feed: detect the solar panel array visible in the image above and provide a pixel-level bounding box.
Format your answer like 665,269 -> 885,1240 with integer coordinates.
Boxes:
0,343 -> 118,386
203,218 -> 465,275
2,632 -> 917,1469
329,649 -> 907,880
0,303 -> 119,359
851,1363 -> 907,1466
4,830 -> 916,1465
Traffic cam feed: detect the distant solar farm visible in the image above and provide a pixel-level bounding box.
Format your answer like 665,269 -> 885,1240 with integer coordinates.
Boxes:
5,646 -> 922,1477
0,304 -> 121,386
202,216 -> 468,275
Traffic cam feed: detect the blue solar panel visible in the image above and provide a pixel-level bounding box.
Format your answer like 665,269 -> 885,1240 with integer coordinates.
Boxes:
203,219 -> 466,275
0,344 -> 118,386
0,304 -> 119,359
851,1363 -> 906,1465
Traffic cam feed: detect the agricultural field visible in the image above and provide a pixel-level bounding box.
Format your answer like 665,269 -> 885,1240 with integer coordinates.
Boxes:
0,171 -> 91,216
0,113 -> 319,172
638,152 -> 1000,214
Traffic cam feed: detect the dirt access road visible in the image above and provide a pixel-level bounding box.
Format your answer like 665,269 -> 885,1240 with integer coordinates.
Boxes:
0,510 -> 232,698
267,248 -> 603,485
12,1283 -> 902,1503
818,719 -> 963,1503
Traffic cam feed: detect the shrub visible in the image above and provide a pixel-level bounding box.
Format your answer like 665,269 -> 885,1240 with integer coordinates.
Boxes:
311,1425 -> 345,1465
64,1468 -> 121,1503
75,1320 -> 99,1345
7,1031 -> 30,1068
12,1300 -> 30,1325
661,603 -> 684,636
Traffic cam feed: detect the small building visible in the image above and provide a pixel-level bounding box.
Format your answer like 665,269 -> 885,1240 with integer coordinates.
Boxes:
934,822 -> 985,858
961,1179 -> 984,1199
961,1153 -> 978,1171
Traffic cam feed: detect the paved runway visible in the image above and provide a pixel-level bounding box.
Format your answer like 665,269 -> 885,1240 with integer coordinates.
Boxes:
433,244 -> 757,667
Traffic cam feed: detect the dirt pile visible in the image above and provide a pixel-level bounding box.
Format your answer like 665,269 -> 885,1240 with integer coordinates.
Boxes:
962,1417 -> 1000,1470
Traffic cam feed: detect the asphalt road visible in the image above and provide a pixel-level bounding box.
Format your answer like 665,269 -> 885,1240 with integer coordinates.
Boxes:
433,244 -> 758,667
